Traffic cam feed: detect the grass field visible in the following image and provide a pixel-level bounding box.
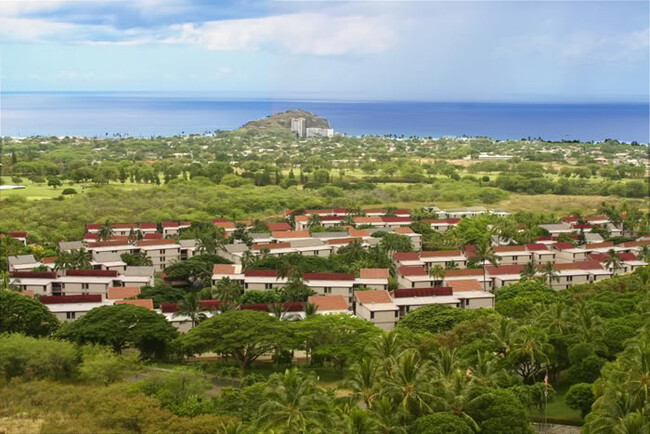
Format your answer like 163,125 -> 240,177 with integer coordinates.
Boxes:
0,177 -> 157,201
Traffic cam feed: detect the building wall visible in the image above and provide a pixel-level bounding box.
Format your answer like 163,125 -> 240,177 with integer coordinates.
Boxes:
555,251 -> 588,264
60,282 -> 109,295
142,247 -> 180,271
356,305 -> 398,330
462,297 -> 494,309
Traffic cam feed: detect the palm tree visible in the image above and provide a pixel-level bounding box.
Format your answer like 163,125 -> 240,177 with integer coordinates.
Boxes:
71,248 -> 92,269
445,261 -> 459,270
255,368 -> 333,432
520,261 -> 538,280
370,331 -> 403,376
429,370 -> 484,431
520,221 -> 539,244
307,214 -> 322,229
508,325 -> 552,383
54,250 -> 73,271
429,264 -> 446,285
382,350 -> 433,418
343,407 -> 379,434
97,221 -> 114,242
604,249 -> 624,274
430,347 -> 461,380
175,292 -> 206,328
269,302 -> 288,320
536,302 -> 572,334
470,351 -> 508,387
470,240 -> 499,292
345,358 -> 381,408
491,317 -> 516,358
339,239 -> 367,263
637,245 -> 650,264
304,302 -> 318,318
539,262 -> 560,288
214,277 -> 244,302
368,396 -> 407,434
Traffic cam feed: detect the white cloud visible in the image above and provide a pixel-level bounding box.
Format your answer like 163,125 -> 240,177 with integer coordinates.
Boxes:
0,17 -> 77,41
167,13 -> 396,55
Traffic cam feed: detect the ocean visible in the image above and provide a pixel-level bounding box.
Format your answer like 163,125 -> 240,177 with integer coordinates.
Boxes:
1,92 -> 648,143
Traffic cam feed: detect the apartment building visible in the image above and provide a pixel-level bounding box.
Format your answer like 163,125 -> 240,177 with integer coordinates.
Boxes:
354,290 -> 399,331
135,239 -> 181,271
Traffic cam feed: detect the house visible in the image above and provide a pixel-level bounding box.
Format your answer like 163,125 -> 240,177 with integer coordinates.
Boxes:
539,223 -> 574,236
7,231 -> 28,245
553,243 -> 590,264
272,230 -> 312,243
355,268 -> 390,291
115,299 -> 155,311
212,264 -> 245,286
9,271 -> 57,295
243,269 -> 288,291
302,273 -> 356,304
422,218 -> 460,233
494,246 -> 531,265
58,269 -> 121,295
214,221 -> 237,234
486,264 -> 524,289
138,223 -> 159,235
354,290 -> 399,330
40,294 -> 114,321
393,252 -> 424,268
526,244 -> 555,264
179,239 -> 199,260
443,269 -> 490,290
118,266 -> 155,288
92,252 -> 127,272
550,261 -> 612,290
393,227 -> 422,250
353,217 -> 385,228
290,239 -> 332,257
160,300 -> 220,332
59,241 -> 84,252
162,221 -> 190,237
7,255 -> 42,272
419,250 -> 467,270
397,266 -> 439,289
136,239 -> 181,271
381,217 -> 412,229
267,222 -> 291,232
448,279 -> 495,309
107,286 -> 141,300
589,252 -> 647,275
439,207 -> 487,219
392,287 -> 460,317
308,295 -> 350,314
311,231 -> 352,243
219,244 -> 249,264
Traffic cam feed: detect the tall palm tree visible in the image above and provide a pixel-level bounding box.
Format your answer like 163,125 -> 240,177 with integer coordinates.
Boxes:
604,249 -> 624,274
382,350 -> 433,418
508,325 -> 552,384
637,245 -> 650,264
470,240 -> 499,291
214,277 -> 244,302
536,302 -> 572,334
339,239 -> 367,263
471,351 -> 508,387
368,396 -> 407,434
345,358 -> 381,408
539,262 -> 560,288
445,261 -> 459,270
175,292 -> 206,328
430,347 -> 461,381
370,331 -> 403,376
491,317 -> 516,358
255,368 -> 332,432
71,248 -> 92,269
54,250 -> 73,271
429,370 -> 484,432
97,221 -> 114,242
429,265 -> 446,284
269,302 -> 288,320
520,261 -> 538,281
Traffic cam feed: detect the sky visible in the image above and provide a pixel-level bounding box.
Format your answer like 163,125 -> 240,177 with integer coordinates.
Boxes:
1,0 -> 649,102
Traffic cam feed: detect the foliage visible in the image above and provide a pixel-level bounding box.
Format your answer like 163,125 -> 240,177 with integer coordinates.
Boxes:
397,304 -> 481,334
494,279 -> 561,318
79,345 -> 141,386
412,412 -> 473,433
565,383 -> 595,418
0,334 -> 78,381
0,290 -> 59,337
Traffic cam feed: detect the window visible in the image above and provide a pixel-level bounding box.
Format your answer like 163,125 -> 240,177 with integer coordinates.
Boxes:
82,283 -> 89,290
512,256 -> 518,261
566,276 -> 573,282
244,283 -> 249,290
160,249 -> 165,254
466,299 -> 470,307
324,287 -> 332,294
412,282 -> 415,288
394,311 -> 399,318
160,257 -> 166,262
66,312 -> 76,320
265,283 -> 273,289
370,312 -> 375,319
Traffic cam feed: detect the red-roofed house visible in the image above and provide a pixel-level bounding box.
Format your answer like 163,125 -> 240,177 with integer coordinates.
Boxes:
526,244 -> 556,264
355,268 -> 390,291
302,273 -> 356,304
308,295 -> 350,314
392,287 -> 460,316
136,239 -> 181,271
419,250 -> 467,270
486,264 -> 524,289
107,286 -> 141,300
550,261 -> 612,290
40,294 -> 114,321
494,245 -> 531,265
354,290 -> 398,330
267,222 -> 292,232
393,251 -> 424,267
397,266 -> 440,289
421,218 -> 460,233
115,299 -> 154,311
7,231 -> 27,245
211,264 -> 244,286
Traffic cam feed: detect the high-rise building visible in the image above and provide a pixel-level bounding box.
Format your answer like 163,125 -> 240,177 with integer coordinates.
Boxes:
290,118 -> 306,138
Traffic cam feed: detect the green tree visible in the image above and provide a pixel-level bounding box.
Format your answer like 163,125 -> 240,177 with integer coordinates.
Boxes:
0,290 -> 59,337
213,277 -> 244,302
79,345 -> 141,386
180,310 -> 288,372
412,412 -> 473,434
470,240 -> 499,291
176,292 -> 208,328
97,221 -> 114,242
57,304 -> 178,359
565,383 -> 595,418
397,304 -> 474,334
603,249 -> 623,274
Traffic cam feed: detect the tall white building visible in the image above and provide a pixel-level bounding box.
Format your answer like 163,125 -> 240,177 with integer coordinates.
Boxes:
291,118 -> 306,138
306,127 -> 334,138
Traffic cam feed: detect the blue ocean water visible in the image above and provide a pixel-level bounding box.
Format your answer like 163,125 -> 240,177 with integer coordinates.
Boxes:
1,92 -> 648,143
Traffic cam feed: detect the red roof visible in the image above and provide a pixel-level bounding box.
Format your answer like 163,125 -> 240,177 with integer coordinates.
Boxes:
136,239 -> 178,247
139,223 -> 158,229
393,252 -> 420,261
86,223 -> 103,230
8,231 -> 27,238
238,302 -> 305,312
320,216 -> 344,222
302,272 -> 355,281
308,295 -> 348,311
267,222 -> 292,231
381,217 -> 411,223
526,243 -> 549,251
552,242 -> 575,250
393,287 -> 453,298
10,271 -> 57,279
553,260 -> 604,271
144,233 -> 164,240
161,299 -> 225,313
66,269 -> 118,277
572,224 -> 592,229
422,218 -> 461,224
107,286 -> 140,299
40,294 -> 102,304
355,290 -> 393,304
116,299 -> 154,311
448,279 -> 483,292
253,242 -> 291,251
398,266 -> 429,277
623,240 -> 650,248
619,252 -> 639,261
84,233 -> 99,239
486,264 -> 524,275
213,264 -> 236,275
212,218 -> 229,223
162,221 -> 179,228
244,269 -> 278,277
536,236 -> 554,241
359,268 -> 390,279
585,242 -> 614,249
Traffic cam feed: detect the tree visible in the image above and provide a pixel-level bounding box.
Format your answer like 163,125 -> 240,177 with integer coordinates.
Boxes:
121,252 -> 152,266
255,368 -> 333,432
79,345 -> 141,386
603,249 -> 623,274
412,412 -> 473,434
429,264 -> 446,282
507,325 -> 552,383
180,310 -> 288,372
565,383 -> 595,418
637,245 -> 650,264
397,304 -> 474,334
519,262 -> 537,280
0,334 -> 77,381
138,284 -> 186,308
47,177 -> 62,189
97,221 -> 114,242
176,292 -> 208,328
470,240 -> 499,291
380,233 -> 413,254
465,387 -> 532,434
57,304 -> 178,359
213,277 -> 244,302
345,358 -> 381,408
0,290 -> 59,337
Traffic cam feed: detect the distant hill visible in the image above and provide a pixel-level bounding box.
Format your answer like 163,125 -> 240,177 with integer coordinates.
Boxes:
239,109 -> 330,132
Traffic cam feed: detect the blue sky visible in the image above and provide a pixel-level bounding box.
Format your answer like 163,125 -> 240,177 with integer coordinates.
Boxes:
1,0 -> 648,102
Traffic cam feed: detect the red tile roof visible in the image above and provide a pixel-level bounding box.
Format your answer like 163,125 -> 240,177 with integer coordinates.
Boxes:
355,290 -> 393,304
144,233 -> 164,240
107,286 -> 141,299
267,222 -> 292,231
585,242 -> 614,249
139,223 -> 158,229
273,230 -> 310,239
394,227 -> 415,234
308,295 -> 348,311
327,237 -> 361,245
116,299 -> 154,310
215,221 -> 236,229
244,269 -> 278,277
552,242 -> 575,250
393,252 -> 420,261
40,294 -> 102,304
10,271 -> 57,279
623,240 -> 650,248
526,243 -> 549,251
393,287 -> 453,298
8,231 -> 27,238
381,217 -> 411,223
41,256 -> 57,264
486,264 -> 524,275
494,245 -> 528,253
213,264 -> 236,274
420,250 -> 462,258
398,266 -> 429,277
86,223 -> 103,230
303,272 -> 355,281
359,268 -> 390,279
66,269 -> 118,277
348,229 -> 371,237
253,242 -> 291,251
354,217 -> 383,224
553,260 -> 604,271
448,279 -> 483,292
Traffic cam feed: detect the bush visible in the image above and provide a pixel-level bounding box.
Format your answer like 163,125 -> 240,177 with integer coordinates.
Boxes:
565,383 -> 595,418
62,187 -> 78,195
397,304 -> 474,334
0,334 -> 79,381
412,412 -> 473,434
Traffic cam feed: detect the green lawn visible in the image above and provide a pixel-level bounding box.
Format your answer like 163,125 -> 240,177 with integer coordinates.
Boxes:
0,177 -> 157,201
530,385 -> 583,425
